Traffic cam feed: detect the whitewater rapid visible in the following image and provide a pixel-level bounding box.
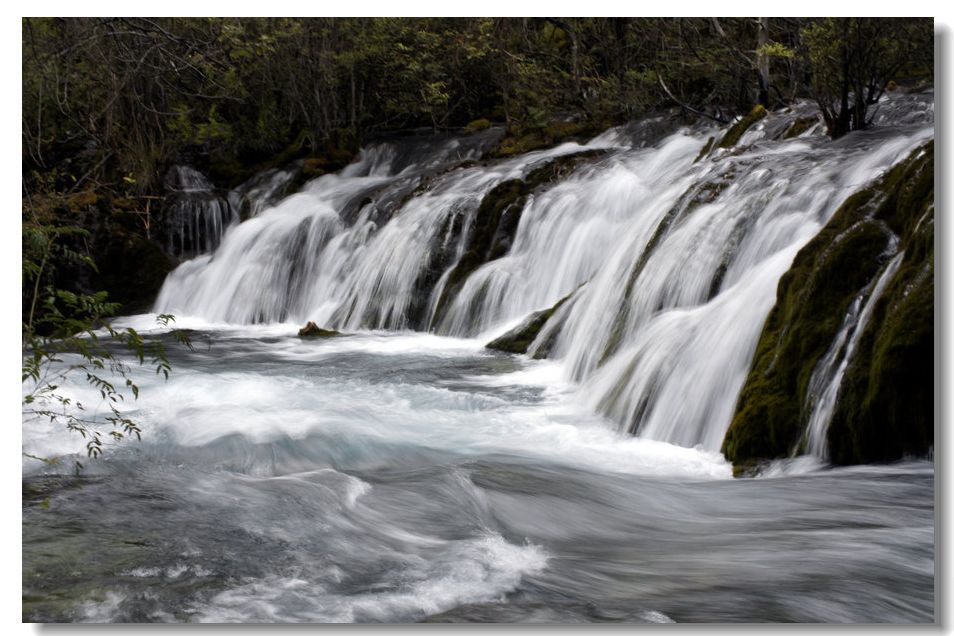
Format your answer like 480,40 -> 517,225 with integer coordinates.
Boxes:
22,324 -> 934,622
153,94 -> 934,452
21,94 -> 936,623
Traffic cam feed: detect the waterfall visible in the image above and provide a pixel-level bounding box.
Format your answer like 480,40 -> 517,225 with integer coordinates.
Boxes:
162,165 -> 237,257
803,249 -> 906,458
154,94 -> 933,453
230,166 -> 301,220
156,130 -> 608,325
547,129 -> 931,451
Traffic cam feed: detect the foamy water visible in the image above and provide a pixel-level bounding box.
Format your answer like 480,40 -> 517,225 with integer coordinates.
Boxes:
23,327 -> 932,623
23,93 -> 935,623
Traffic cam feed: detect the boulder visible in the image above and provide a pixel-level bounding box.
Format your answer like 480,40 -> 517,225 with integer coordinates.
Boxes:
486,292 -> 574,357
298,321 -> 341,338
722,141 -> 934,470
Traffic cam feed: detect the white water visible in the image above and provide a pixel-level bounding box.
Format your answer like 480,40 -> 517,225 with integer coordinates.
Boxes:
22,325 -> 731,481
154,96 -> 933,454
162,165 -> 237,257
230,166 -> 300,219
804,249 -> 907,458
21,325 -> 934,623
22,97 -> 937,624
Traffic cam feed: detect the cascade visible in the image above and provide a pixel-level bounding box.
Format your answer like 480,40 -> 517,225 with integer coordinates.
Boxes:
230,167 -> 301,220
803,249 -> 906,458
155,94 -> 934,452
162,165 -> 237,257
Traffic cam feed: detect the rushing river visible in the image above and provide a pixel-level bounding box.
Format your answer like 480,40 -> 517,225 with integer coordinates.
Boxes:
23,93 -> 935,623
22,320 -> 934,623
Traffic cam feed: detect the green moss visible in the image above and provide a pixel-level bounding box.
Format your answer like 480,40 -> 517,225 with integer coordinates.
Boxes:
827,262 -> 933,464
718,105 -> 767,149
873,142 -> 935,239
783,116 -> 818,140
825,144 -> 934,465
722,142 -> 934,468
543,120 -> 587,140
694,136 -> 715,163
66,190 -> 99,212
486,293 -> 573,355
489,119 -> 607,158
297,321 -> 342,338
465,118 -> 492,133
491,131 -> 549,157
722,218 -> 892,463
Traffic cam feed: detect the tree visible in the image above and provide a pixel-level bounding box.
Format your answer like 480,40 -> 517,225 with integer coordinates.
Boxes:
803,18 -> 933,138
756,17 -> 770,107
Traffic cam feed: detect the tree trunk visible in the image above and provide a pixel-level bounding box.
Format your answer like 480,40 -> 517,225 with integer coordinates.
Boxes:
547,18 -> 580,103
756,17 -> 770,107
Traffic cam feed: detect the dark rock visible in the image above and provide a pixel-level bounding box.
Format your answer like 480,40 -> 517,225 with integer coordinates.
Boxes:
783,116 -> 819,139
486,292 -> 574,357
825,144 -> 934,464
694,136 -> 715,163
722,142 -> 934,469
489,119 -> 608,158
718,105 -> 767,149
464,118 -> 492,133
297,321 -> 342,338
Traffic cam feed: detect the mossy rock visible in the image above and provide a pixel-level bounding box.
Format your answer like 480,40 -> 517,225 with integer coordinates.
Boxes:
600,166 -> 739,363
486,293 -> 573,356
783,116 -> 818,140
66,190 -> 99,212
543,120 -> 587,140
693,136 -> 715,163
718,105 -> 767,149
301,157 -> 328,176
297,321 -> 342,338
489,119 -> 608,159
326,147 -> 357,169
826,260 -> 933,464
825,143 -> 934,464
722,142 -> 934,468
429,178 -> 527,324
465,118 -> 493,133
284,148 -> 360,195
492,131 -> 549,158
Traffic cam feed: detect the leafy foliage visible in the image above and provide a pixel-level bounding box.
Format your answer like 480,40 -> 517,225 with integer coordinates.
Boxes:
23,208 -> 190,466
22,305 -> 184,461
22,18 -> 933,195
802,18 -> 933,137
